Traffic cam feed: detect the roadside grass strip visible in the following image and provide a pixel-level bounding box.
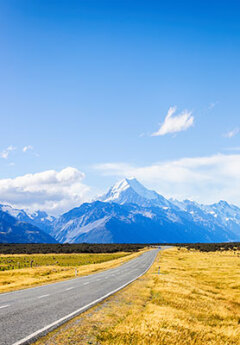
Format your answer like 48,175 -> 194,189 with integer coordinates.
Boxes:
0,250 -> 148,293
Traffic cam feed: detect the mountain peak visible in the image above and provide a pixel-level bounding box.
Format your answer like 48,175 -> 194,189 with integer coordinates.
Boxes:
99,177 -> 171,208
110,177 -> 134,194
104,177 -> 158,202
218,200 -> 230,206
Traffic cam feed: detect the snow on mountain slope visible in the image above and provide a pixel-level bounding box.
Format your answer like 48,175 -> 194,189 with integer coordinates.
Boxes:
1,205 -> 24,218
0,204 -> 55,234
201,201 -> 240,236
170,199 -> 240,237
204,201 -> 240,224
100,177 -> 171,208
171,199 -> 240,225
0,209 -> 57,243
51,200 -> 239,244
61,216 -> 110,243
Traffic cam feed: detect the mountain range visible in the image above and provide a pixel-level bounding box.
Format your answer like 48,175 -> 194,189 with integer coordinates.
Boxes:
1,178 -> 240,243
0,204 -> 55,234
0,209 -> 56,243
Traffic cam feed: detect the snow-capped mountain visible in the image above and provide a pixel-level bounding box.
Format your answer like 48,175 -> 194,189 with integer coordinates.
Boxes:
171,199 -> 240,237
0,204 -> 55,234
51,178 -> 240,243
51,200 -> 237,244
0,209 -> 56,243
1,178 -> 240,244
203,201 -> 240,233
100,177 -> 172,208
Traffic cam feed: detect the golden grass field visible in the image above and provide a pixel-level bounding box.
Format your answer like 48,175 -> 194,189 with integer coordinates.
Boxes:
34,247 -> 240,345
0,251 -> 146,293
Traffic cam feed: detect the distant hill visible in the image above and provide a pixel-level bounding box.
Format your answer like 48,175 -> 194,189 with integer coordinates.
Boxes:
0,210 -> 56,243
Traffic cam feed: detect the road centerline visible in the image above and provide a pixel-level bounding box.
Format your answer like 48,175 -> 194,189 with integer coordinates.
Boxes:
38,294 -> 50,299
65,287 -> 74,291
0,304 -> 10,309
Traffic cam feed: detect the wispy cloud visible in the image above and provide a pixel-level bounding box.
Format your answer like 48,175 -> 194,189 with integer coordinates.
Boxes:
0,167 -> 91,215
224,147 -> 240,152
22,145 -> 34,153
0,145 -> 16,159
208,101 -> 218,110
0,145 -> 39,162
224,128 -> 240,138
151,106 -> 194,136
94,153 -> 240,206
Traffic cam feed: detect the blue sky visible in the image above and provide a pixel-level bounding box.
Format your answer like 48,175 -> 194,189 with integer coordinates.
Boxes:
0,1 -> 240,214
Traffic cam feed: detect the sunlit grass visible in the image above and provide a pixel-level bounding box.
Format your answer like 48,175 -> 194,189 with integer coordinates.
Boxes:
34,247 -> 240,345
0,251 -> 145,293
0,252 -> 130,270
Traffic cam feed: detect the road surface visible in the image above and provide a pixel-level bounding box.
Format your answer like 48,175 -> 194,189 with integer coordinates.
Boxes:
0,248 -> 159,345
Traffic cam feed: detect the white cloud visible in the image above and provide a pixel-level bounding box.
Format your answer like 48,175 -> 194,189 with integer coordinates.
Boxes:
22,145 -> 34,153
95,153 -> 240,206
0,145 -> 16,159
0,167 -> 91,215
152,106 -> 194,136
224,128 -> 239,138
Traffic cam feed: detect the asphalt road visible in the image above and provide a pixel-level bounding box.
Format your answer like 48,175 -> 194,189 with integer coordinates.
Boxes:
0,248 -> 159,345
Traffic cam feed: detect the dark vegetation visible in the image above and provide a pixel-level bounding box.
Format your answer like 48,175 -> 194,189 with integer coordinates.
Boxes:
1,242 -> 240,254
0,243 -> 147,254
184,242 -> 240,252
160,242 -> 240,252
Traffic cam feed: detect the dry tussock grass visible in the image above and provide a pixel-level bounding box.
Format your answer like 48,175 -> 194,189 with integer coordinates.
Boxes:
0,251 -> 144,293
35,247 -> 240,345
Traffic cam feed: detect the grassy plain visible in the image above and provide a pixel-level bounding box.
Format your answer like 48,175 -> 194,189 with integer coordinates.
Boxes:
0,251 -> 145,293
35,247 -> 240,345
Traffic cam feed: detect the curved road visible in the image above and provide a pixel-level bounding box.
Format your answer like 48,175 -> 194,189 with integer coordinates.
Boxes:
0,248 -> 159,345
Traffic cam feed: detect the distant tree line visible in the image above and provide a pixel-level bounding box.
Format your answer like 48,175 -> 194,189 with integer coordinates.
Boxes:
1,242 -> 239,254
181,242 -> 240,252
154,242 -> 240,252
0,243 -> 148,254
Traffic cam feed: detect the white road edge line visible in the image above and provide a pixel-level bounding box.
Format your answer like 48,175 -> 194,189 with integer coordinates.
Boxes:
11,251 -> 158,345
38,294 -> 49,299
0,304 -> 9,309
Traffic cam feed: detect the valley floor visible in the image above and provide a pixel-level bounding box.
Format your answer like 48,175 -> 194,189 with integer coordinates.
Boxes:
0,251 -> 145,293
34,247 -> 240,345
